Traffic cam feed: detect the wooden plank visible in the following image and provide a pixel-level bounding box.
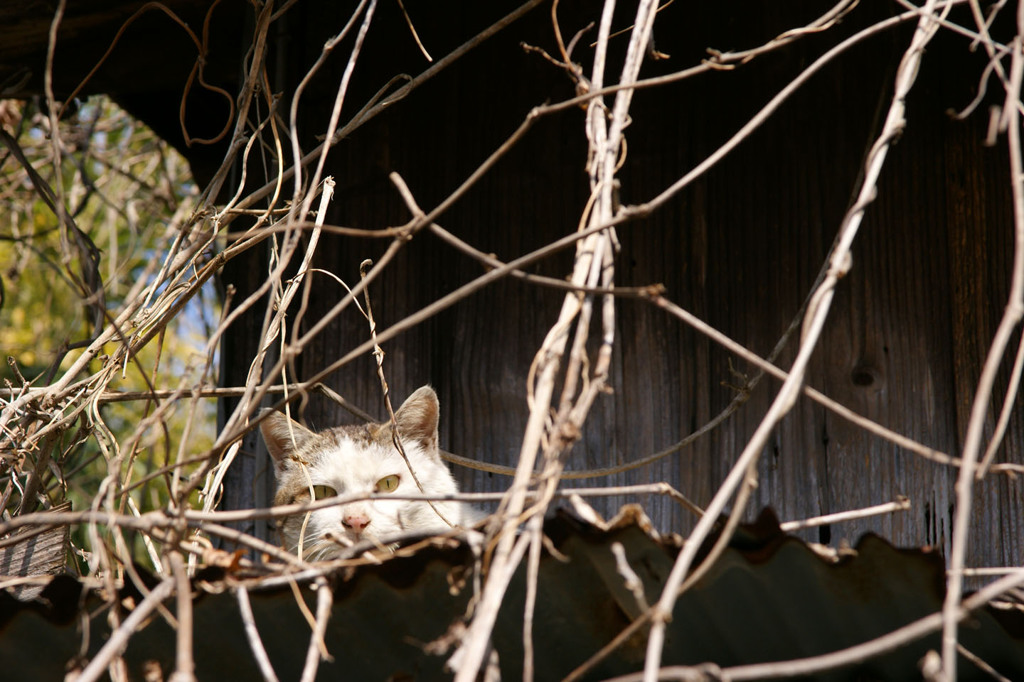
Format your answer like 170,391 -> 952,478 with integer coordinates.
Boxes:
0,502 -> 70,600
247,2 -> 1024,570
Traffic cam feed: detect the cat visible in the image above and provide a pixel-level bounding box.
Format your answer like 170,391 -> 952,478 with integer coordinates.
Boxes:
259,385 -> 483,560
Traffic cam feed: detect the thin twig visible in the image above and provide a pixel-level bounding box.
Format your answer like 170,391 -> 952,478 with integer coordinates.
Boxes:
605,568 -> 1024,682
75,578 -> 176,682
237,586 -> 282,682
168,551 -> 196,682
943,14 -> 1024,677
610,542 -> 649,611
299,578 -> 334,682
640,2 -> 947,677
779,497 -> 911,532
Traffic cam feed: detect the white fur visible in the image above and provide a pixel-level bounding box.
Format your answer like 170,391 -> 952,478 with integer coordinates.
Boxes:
261,386 -> 484,560
294,433 -> 480,557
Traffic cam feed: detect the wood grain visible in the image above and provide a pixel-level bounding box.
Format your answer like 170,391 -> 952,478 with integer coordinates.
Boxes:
205,2 -> 1023,568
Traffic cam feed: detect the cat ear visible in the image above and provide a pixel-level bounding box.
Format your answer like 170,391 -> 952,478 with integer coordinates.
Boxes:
259,409 -> 315,468
394,385 -> 439,450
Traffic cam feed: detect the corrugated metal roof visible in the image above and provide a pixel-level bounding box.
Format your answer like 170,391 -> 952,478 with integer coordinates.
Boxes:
2,506 -> 1022,680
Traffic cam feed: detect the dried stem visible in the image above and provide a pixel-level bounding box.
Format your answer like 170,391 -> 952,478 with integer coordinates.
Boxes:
2,2 -> 1020,680
237,586 -> 282,682
607,568 -> 1024,682
943,10 -> 1024,678
641,2 -> 947,678
75,578 -> 177,682
299,578 -> 334,682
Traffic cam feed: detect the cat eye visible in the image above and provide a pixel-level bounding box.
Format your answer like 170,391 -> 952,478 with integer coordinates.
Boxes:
311,484 -> 337,500
375,475 -> 400,493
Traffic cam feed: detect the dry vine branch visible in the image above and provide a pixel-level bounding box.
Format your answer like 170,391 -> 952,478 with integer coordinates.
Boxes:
640,1 -> 949,679
450,0 -> 659,678
237,585 -> 281,682
1,1 -> 1022,679
943,5 -> 1024,676
606,568 -> 1024,682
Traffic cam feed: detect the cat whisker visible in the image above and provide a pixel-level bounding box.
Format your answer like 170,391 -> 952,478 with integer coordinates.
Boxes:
305,539 -> 347,562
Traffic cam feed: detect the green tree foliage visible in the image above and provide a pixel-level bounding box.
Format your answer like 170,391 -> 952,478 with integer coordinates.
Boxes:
0,97 -> 219,565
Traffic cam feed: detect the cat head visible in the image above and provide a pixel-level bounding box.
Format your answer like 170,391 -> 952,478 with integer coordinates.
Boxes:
259,386 -> 467,559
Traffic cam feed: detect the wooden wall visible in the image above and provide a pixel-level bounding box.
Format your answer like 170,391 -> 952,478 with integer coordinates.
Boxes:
228,1 -> 1024,570
8,0 -> 1013,567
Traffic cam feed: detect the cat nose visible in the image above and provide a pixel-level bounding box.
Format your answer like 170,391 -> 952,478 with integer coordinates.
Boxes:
343,513 -> 370,533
